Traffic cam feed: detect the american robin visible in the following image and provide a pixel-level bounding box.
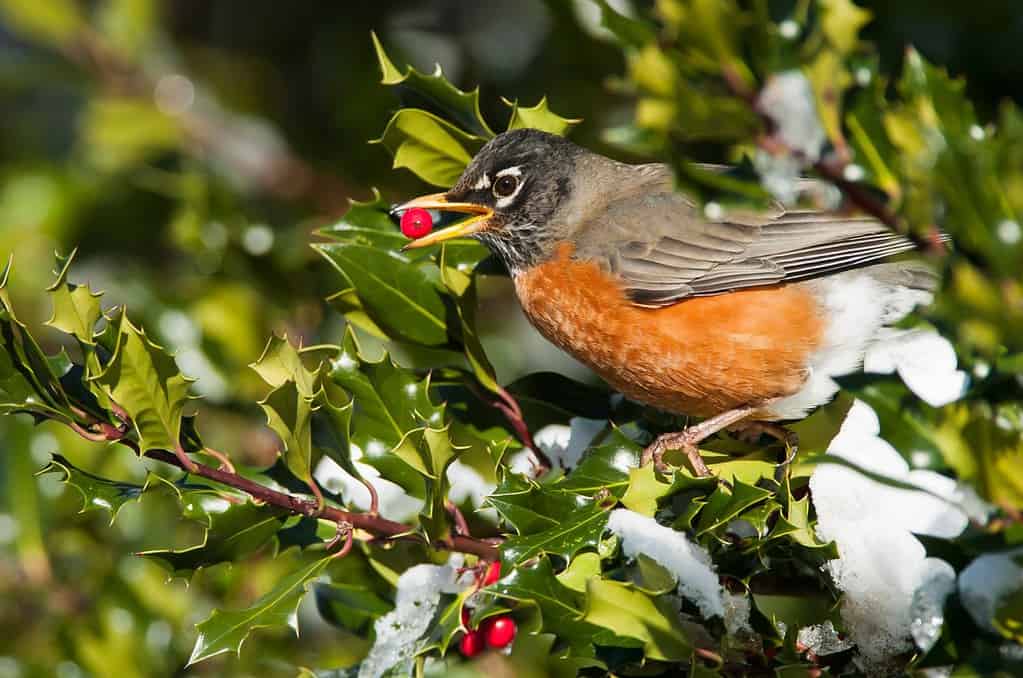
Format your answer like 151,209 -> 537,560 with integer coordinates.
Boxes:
397,129 -> 938,476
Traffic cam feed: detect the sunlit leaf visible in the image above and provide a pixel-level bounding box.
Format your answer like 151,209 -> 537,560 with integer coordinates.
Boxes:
188,555 -> 331,664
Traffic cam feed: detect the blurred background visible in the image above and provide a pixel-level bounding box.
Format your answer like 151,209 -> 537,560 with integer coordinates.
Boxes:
1,1 -> 1023,676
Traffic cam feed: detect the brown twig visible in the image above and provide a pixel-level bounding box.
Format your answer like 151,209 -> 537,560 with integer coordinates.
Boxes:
143,447 -> 499,560
492,385 -> 551,473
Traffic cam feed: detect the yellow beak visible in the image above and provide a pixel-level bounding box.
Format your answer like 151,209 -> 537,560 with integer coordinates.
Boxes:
396,192 -> 494,250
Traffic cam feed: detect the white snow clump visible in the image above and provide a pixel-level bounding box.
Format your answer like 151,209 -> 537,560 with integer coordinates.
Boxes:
358,562 -> 464,678
810,400 -> 971,670
607,508 -> 724,619
864,330 -> 970,407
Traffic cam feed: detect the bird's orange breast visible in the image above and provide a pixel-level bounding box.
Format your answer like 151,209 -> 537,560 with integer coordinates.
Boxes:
514,243 -> 825,417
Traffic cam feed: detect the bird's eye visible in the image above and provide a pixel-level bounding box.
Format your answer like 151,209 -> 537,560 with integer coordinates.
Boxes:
493,174 -> 519,198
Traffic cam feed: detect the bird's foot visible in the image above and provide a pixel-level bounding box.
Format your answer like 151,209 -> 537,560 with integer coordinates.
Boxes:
641,430 -> 712,477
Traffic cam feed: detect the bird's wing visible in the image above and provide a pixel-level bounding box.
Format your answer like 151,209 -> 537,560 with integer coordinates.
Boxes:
573,183 -> 924,307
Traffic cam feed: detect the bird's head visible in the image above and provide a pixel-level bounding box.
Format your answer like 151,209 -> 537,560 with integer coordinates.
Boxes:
398,128 -> 583,272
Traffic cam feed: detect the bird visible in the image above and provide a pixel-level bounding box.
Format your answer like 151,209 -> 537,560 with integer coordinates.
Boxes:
397,128 -> 938,476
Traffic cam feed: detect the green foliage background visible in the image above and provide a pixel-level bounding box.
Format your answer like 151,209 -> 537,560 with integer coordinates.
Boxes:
1,1 -> 1023,677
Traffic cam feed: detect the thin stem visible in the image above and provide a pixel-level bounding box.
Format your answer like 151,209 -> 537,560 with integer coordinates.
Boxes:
144,448 -> 499,560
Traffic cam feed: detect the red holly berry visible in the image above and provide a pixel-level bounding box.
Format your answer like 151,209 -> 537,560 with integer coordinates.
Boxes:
458,629 -> 484,658
481,616 -> 517,649
460,605 -> 471,627
400,207 -> 433,238
481,561 -> 501,586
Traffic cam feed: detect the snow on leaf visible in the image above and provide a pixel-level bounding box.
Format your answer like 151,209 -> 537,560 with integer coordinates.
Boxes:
357,562 -> 464,678
810,400 -> 970,669
606,509 -> 725,619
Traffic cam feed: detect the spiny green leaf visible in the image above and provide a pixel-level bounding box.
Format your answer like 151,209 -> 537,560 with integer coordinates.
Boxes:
374,108 -> 484,187
45,249 -> 103,346
486,474 -> 592,535
260,380 -> 316,486
324,328 -> 440,496
695,478 -> 773,536
439,244 -> 498,393
620,463 -> 715,516
250,335 -> 318,394
504,97 -> 581,136
38,454 -> 147,523
188,555 -> 331,664
316,190 -> 430,256
91,313 -> 192,454
583,578 -> 692,661
141,502 -> 288,578
501,503 -> 610,567
315,241 -> 449,346
314,582 -> 393,635
371,32 -> 494,138
558,427 -> 642,497
0,258 -> 75,420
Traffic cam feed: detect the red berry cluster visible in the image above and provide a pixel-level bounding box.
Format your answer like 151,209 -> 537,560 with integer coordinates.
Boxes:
399,207 -> 433,239
457,562 -> 517,659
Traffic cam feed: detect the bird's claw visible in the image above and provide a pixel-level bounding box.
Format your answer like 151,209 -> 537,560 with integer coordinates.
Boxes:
642,432 -> 712,477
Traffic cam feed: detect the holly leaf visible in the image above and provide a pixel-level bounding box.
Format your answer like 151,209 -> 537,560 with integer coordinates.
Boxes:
188,555 -> 331,664
374,108 -> 484,187
501,503 -> 610,568
393,423 -> 463,541
37,454 -> 149,523
505,97 -> 581,136
558,427 -> 642,497
324,328 -> 440,495
91,313 -> 193,454
583,578 -> 692,661
45,249 -> 103,347
250,335 -> 318,393
314,582 -> 393,635
694,478 -> 773,536
439,244 -> 499,393
260,380 -> 316,487
486,474 -> 593,535
141,502 -> 288,579
372,32 -> 493,138
620,464 -> 715,517
315,242 -> 449,346
0,259 -> 75,420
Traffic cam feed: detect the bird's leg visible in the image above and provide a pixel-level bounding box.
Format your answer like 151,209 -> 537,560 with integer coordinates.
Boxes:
641,405 -> 758,477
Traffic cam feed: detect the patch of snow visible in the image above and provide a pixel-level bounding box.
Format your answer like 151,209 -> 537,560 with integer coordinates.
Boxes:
864,331 -> 969,407
607,509 -> 724,619
797,621 -> 854,656
313,455 -> 423,523
910,560 -> 956,652
810,400 -> 971,669
358,562 -> 463,678
957,547 -> 1023,633
722,592 -> 753,637
511,417 -> 605,474
445,459 -> 494,508
755,70 -> 825,205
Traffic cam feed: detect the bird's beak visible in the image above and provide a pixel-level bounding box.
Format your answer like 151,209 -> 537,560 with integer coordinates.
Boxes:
395,192 -> 494,250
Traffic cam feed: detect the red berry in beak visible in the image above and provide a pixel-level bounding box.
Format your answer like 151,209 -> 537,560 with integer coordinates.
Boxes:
400,207 -> 433,238
458,629 -> 484,657
481,616 -> 517,649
